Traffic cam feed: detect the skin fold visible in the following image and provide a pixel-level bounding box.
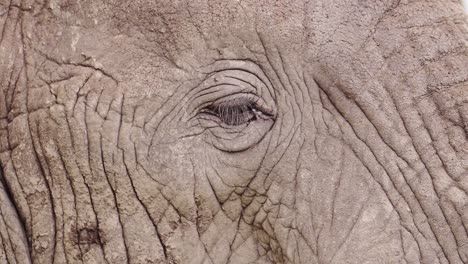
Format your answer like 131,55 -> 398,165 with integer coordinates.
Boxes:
0,0 -> 467,263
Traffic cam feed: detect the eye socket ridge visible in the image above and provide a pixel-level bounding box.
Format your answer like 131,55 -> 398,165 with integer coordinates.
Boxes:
201,96 -> 274,126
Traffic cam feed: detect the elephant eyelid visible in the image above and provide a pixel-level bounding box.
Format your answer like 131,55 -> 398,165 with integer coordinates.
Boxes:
201,97 -> 274,126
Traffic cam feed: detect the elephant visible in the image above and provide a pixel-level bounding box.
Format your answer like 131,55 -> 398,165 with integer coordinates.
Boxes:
0,0 -> 467,263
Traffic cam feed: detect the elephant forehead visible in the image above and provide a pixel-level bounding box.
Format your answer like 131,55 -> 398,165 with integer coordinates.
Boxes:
29,0 -> 465,101
30,0 -> 311,97
32,0 -> 397,70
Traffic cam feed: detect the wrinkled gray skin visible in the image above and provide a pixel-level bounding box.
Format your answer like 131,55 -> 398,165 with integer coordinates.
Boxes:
0,0 -> 468,263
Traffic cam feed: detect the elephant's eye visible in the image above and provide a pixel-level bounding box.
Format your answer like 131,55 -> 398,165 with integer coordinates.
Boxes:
187,65 -> 277,152
194,92 -> 276,152
201,97 -> 273,126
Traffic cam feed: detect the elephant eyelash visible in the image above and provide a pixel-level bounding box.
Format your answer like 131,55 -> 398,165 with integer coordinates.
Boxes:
202,97 -> 273,126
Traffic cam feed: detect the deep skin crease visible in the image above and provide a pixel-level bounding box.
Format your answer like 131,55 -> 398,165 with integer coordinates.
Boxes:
0,0 -> 467,263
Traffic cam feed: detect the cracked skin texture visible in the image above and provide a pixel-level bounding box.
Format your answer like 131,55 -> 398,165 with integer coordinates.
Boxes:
0,0 -> 468,263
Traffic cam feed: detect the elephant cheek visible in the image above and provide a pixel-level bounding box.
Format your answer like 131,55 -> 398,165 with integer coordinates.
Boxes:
256,127 -> 406,262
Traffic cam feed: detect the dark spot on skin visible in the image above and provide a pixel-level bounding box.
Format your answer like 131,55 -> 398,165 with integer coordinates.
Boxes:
169,220 -> 179,231
77,227 -> 100,245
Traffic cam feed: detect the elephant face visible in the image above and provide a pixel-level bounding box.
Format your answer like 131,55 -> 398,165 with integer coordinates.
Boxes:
0,0 -> 467,263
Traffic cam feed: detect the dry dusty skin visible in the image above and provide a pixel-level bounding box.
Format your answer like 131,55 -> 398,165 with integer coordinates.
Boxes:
0,0 -> 468,263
